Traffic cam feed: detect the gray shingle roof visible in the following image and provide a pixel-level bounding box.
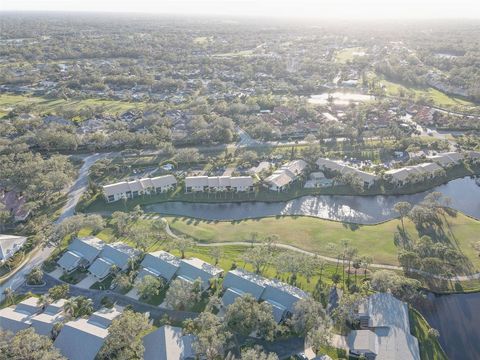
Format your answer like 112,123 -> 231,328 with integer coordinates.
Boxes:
139,251 -> 181,282
142,325 -> 195,360
57,251 -> 82,271
176,258 -> 223,289
88,257 -> 114,279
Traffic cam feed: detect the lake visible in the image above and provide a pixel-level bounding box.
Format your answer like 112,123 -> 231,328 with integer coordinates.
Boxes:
420,292 -> 480,360
145,176 -> 480,224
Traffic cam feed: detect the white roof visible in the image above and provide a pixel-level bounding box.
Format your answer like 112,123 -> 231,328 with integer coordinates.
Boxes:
185,176 -> 208,187
265,171 -> 295,188
0,234 -> 27,261
316,158 -> 377,182
103,176 -> 177,196
427,152 -> 463,166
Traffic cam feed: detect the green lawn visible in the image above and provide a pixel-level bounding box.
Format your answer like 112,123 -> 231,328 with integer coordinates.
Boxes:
335,47 -> 367,63
0,93 -> 146,118
166,212 -> 480,270
409,308 -> 448,360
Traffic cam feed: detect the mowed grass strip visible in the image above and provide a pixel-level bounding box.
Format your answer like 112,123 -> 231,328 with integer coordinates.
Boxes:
166,212 -> 480,269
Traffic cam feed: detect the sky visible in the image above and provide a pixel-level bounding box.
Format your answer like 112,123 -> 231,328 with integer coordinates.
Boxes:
1,0 -> 480,19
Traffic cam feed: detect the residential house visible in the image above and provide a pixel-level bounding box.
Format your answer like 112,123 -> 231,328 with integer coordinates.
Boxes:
0,190 -> 30,222
30,299 -> 66,336
176,258 -> 223,289
184,176 -> 253,193
88,242 -> 140,280
221,268 -> 308,323
265,159 -> 308,191
341,292 -> 420,360
0,297 -> 42,333
304,171 -> 334,188
138,250 -> 181,282
103,175 -> 177,203
54,307 -> 122,360
142,325 -> 195,360
57,236 -> 105,273
426,152 -> 464,167
0,234 -> 27,264
316,158 -> 377,188
385,162 -> 443,187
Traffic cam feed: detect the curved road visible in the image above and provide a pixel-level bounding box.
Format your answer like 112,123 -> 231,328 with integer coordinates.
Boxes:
0,153 -> 112,302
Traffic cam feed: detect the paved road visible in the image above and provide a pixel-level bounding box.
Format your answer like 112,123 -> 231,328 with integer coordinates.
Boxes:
19,273 -> 198,322
0,153 -> 112,302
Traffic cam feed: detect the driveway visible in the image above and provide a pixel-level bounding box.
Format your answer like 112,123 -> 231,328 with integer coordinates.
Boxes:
49,268 -> 64,279
76,275 -> 97,289
125,288 -> 140,300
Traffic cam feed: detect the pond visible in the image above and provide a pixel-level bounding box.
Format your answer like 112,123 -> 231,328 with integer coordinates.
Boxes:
145,176 -> 480,224
420,292 -> 480,360
308,92 -> 375,106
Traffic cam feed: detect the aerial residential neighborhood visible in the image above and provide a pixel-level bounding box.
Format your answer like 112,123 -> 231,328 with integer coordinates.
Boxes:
1,1 -> 480,360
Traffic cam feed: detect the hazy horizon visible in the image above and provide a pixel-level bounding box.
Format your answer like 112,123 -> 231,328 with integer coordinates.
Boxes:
2,0 -> 480,20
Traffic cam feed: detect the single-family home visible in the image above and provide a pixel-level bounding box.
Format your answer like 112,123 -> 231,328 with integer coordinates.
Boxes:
342,293 -> 420,360
142,325 -> 196,360
184,176 -> 253,193
265,159 -> 308,191
103,175 -> 177,203
138,250 -> 181,282
0,297 -> 42,333
221,268 -> 308,323
30,299 -> 66,336
0,234 -> 27,264
57,236 -> 105,273
316,158 -> 378,188
53,307 -> 122,360
88,242 -> 140,280
426,152 -> 464,167
176,257 -> 223,289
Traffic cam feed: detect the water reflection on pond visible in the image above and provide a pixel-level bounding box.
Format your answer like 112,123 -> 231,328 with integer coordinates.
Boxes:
145,177 -> 480,224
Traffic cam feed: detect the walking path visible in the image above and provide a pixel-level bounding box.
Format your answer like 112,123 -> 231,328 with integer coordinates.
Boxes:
164,218 -> 480,282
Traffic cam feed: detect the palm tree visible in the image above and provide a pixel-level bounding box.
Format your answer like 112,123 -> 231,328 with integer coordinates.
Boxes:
2,287 -> 14,305
62,298 -> 77,318
361,256 -> 373,280
37,294 -> 51,309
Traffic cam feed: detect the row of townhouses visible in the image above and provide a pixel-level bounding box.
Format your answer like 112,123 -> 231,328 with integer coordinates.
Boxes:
0,299 -> 194,360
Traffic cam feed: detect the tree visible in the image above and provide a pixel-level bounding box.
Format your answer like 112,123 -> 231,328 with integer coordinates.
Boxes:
135,275 -> 164,300
1,328 -> 65,360
62,296 -> 93,319
97,310 -> 152,360
275,252 -> 303,283
240,347 -> 279,360
114,272 -> 133,292
428,327 -> 440,339
172,236 -> 195,258
241,245 -> 271,274
394,201 -> 412,235
47,284 -> 69,301
111,211 -> 130,236
306,322 -> 333,356
370,270 -> 422,303
186,312 -> 231,360
2,287 -> 14,306
289,297 -> 327,336
53,214 -> 105,244
27,266 -> 44,285
209,247 -> 223,266
332,293 -> 365,332
224,295 -> 277,348
164,278 -> 202,310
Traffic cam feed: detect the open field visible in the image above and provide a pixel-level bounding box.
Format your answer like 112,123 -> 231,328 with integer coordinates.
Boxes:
165,212 -> 480,270
335,47 -> 367,63
0,93 -> 146,118
76,223 -> 340,294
